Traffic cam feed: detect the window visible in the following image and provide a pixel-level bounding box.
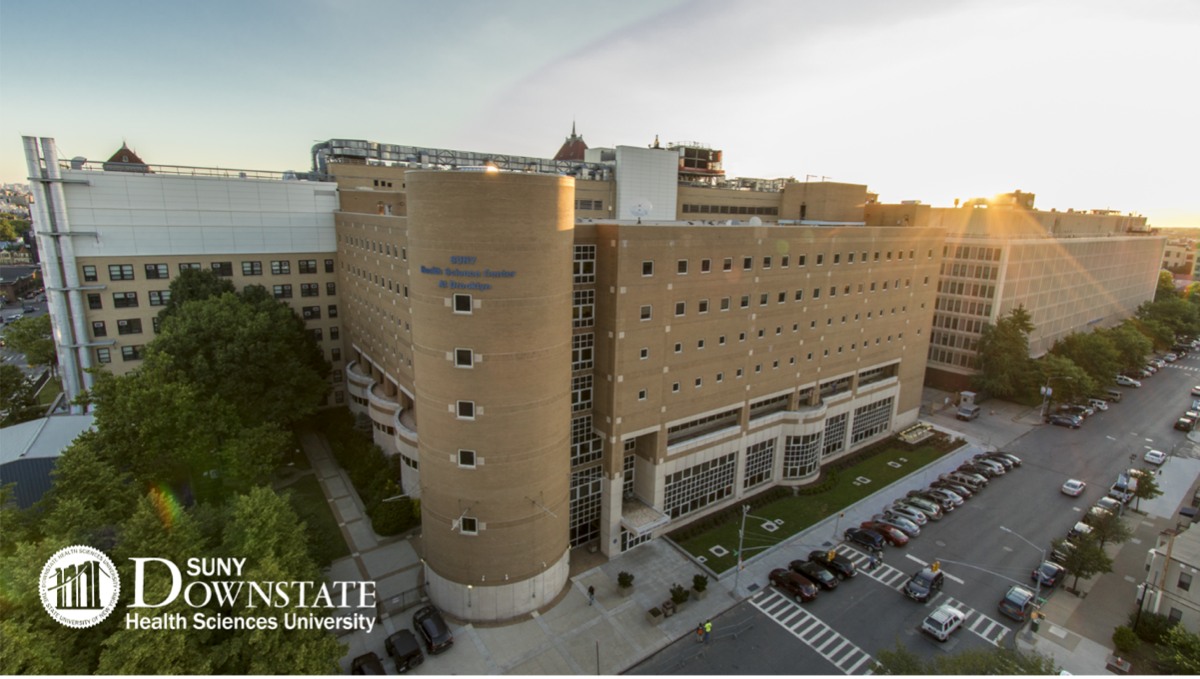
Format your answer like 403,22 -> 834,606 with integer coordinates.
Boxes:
638,389 -> 647,401
458,450 -> 476,468
720,297 -> 730,311
740,295 -> 750,309
677,259 -> 688,274
833,253 -> 841,265
759,293 -> 768,306
92,321 -> 107,337
302,306 -> 321,320
574,245 -> 596,284
816,254 -> 824,266
737,368 -> 743,378
642,261 -> 654,277
330,327 -> 339,340
848,252 -> 855,263
82,265 -> 97,282
179,263 -> 200,272
813,288 -> 821,300
852,397 -> 893,444
744,440 -> 775,489
459,517 -> 478,535
763,256 -> 772,269
639,348 -> 649,360
301,283 -> 319,297
326,282 -> 337,296
273,285 -> 293,299
96,348 -> 111,364
723,257 -> 733,272
242,261 -> 263,276
333,370 -> 342,383
674,342 -> 683,354
113,292 -> 138,308
144,264 -> 168,279
573,290 -> 594,328
1179,572 -> 1193,592
639,305 -> 652,321
675,301 -> 686,316
874,251 -> 880,262
109,264 -> 134,281
454,294 -> 472,313
758,329 -> 765,339
695,377 -> 703,388
739,333 -> 746,342
701,259 -> 711,273
326,304 -> 338,319
117,318 -> 142,335
87,293 -> 102,310
299,260 -> 317,274
121,346 -> 143,362
719,335 -> 726,345
782,255 -> 790,268
572,375 -> 593,412
457,401 -> 475,419
672,382 -> 680,393
663,452 -> 736,519
271,260 -> 291,275
311,328 -> 323,341
697,339 -> 705,350
211,262 -> 233,277
698,299 -> 709,314
784,433 -> 821,478
822,413 -> 848,456
325,259 -> 335,273
1168,608 -> 1183,624
331,348 -> 341,361
570,466 -> 603,546
572,334 -> 594,371
334,391 -> 344,404
798,254 -> 807,267
743,256 -> 753,271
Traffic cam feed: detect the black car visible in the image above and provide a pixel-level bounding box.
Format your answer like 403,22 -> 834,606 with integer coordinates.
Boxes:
790,559 -> 839,590
904,567 -> 945,602
957,462 -> 997,479
769,568 -> 818,603
412,606 -> 454,655
384,630 -> 425,672
931,479 -> 973,499
1032,561 -> 1067,589
808,550 -> 858,580
1047,414 -> 1082,429
974,453 -> 1014,471
351,653 -> 386,675
843,527 -> 886,551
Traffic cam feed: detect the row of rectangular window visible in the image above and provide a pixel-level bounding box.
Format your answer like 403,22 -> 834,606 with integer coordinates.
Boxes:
941,262 -> 999,280
681,204 -> 780,216
647,249 -> 932,277
82,260 -> 334,282
945,245 -> 1003,261
94,346 -> 142,363
342,233 -> 406,261
637,283 -> 920,320
937,280 -> 995,299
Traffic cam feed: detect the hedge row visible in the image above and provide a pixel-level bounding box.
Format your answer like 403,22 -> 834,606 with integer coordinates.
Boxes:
667,485 -> 791,543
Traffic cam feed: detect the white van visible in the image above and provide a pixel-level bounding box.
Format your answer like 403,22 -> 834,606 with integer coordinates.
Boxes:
956,405 -> 981,421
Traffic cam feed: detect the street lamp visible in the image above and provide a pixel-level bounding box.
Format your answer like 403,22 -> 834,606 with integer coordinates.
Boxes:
1040,376 -> 1074,421
1000,526 -> 1046,640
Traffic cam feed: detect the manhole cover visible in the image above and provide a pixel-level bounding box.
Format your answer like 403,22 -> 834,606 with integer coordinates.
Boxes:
935,540 -> 946,547
821,541 -> 833,548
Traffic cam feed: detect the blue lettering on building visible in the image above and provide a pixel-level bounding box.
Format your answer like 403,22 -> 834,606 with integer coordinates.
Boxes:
418,256 -> 515,289
450,256 -> 477,265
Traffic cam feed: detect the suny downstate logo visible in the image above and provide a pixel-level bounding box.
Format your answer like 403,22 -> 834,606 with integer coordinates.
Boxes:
39,545 -> 121,628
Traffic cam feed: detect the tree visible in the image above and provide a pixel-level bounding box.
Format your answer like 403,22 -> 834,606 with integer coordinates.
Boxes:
1055,535 -> 1113,590
0,217 -> 28,242
1050,330 -> 1122,387
973,305 -> 1036,398
1137,295 -> 1200,341
1158,625 -> 1200,674
0,363 -> 39,426
156,267 -> 235,320
875,637 -> 1060,674
1130,468 -> 1164,512
1155,270 -> 1179,302
1033,353 -> 1097,408
1088,509 -> 1133,548
3,314 -> 57,376
1105,321 -> 1154,370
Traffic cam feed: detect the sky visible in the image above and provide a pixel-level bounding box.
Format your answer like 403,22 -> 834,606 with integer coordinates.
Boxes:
2,0 -> 1197,226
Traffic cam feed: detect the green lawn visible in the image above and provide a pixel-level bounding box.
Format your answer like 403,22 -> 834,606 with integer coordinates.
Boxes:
678,445 -> 955,574
36,378 -> 62,405
281,474 -> 351,568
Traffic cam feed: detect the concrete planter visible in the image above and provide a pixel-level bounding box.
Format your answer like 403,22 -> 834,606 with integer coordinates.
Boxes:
691,587 -> 708,601
662,601 -> 675,617
646,608 -> 663,626
620,585 -> 635,598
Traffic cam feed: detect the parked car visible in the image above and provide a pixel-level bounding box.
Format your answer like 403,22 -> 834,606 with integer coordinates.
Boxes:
412,606 -> 454,655
870,513 -> 921,538
958,462 -> 999,479
942,471 -> 987,490
884,504 -> 929,526
1060,404 -> 1094,419
1088,398 -> 1109,412
790,559 -> 839,590
998,585 -> 1038,621
1145,449 -> 1167,465
1082,506 -> 1112,527
906,489 -> 953,511
931,479 -> 974,499
1047,413 -> 1083,429
21,306 -> 34,314
1061,479 -> 1087,497
1094,496 -> 1123,515
1032,561 -> 1067,589
1050,540 -> 1076,564
904,567 -> 945,602
1165,353 -> 1178,362
970,458 -> 1007,476
859,521 -> 910,547
1067,521 -> 1094,540
975,453 -> 1014,471
1148,358 -> 1165,368
923,488 -> 964,507
1175,417 -> 1194,432
807,550 -> 858,580
921,604 -> 966,642
1115,375 -> 1141,388
843,527 -> 886,551
1141,364 -> 1158,374
1192,385 -> 1200,397
351,653 -> 387,675
895,497 -> 944,521
769,568 -> 819,603
384,630 -> 425,673
956,404 -> 982,421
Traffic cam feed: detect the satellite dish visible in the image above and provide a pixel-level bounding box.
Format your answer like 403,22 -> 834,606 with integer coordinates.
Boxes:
629,198 -> 653,224
749,216 -> 762,226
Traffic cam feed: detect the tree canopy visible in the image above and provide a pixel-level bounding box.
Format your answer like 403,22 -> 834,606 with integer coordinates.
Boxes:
875,637 -> 1060,674
973,305 -> 1035,398
1055,535 -> 1113,589
0,363 -> 39,426
1158,625 -> 1200,674
3,314 -> 57,376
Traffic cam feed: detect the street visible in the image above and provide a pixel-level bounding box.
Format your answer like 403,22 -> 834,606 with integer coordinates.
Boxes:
632,352 -> 1200,674
0,295 -> 47,379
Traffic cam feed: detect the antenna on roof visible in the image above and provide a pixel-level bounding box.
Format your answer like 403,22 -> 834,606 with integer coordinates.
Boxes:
630,199 -> 652,224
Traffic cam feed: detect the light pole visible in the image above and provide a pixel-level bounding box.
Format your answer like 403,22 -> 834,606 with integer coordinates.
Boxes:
732,505 -> 778,600
1000,526 -> 1045,640
1040,376 -> 1074,421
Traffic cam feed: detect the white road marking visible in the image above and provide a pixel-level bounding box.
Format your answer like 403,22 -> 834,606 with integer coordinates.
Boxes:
942,596 -> 1012,647
1145,438 -> 1154,442
906,554 -> 928,566
752,590 -> 876,675
942,571 -> 965,585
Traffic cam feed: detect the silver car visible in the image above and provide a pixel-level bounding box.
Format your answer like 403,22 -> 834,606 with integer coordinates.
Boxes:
885,504 -> 928,526
897,497 -> 944,521
925,488 -> 964,507
871,513 -> 921,537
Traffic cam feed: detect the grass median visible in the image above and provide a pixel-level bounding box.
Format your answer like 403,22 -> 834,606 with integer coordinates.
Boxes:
675,444 -> 955,574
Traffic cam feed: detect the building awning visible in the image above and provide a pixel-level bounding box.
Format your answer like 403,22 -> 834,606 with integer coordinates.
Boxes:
620,497 -> 670,538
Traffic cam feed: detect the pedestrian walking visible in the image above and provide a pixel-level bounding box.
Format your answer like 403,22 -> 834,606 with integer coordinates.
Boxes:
704,619 -> 712,644
868,554 -> 878,572
696,622 -> 704,643
587,585 -> 595,606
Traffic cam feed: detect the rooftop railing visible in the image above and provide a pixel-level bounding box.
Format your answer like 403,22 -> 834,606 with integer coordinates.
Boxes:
59,160 -> 331,182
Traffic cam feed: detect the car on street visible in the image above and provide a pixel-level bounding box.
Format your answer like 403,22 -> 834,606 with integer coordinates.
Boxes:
895,497 -> 944,521
383,630 -> 425,673
922,487 -> 964,507
859,521 -> 910,547
1148,358 -> 1165,368
884,504 -> 928,526
351,652 -> 387,675
790,559 -> 839,590
970,458 -> 1007,476
412,606 -> 454,655
21,306 -> 34,314
1060,404 -> 1094,419
1115,375 -> 1141,388
1145,450 -> 1167,465
921,604 -> 966,642
1047,413 -> 1083,429
1165,353 -> 1178,362
958,461 -> 999,479
1175,417 -> 1194,432
769,568 -> 818,603
1095,496 -> 1123,515
1061,479 -> 1086,496
1067,521 -> 1094,540
870,513 -> 921,538
904,567 -> 945,602
1087,398 -> 1109,412
808,550 -> 858,580
998,585 -> 1038,621
1051,540 -> 1076,564
1192,386 -> 1200,397
1032,561 -> 1067,589
843,527 -> 886,551
931,479 -> 974,499
975,453 -> 1015,471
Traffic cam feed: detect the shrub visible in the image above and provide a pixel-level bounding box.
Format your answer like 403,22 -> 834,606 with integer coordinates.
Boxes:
1128,610 -> 1179,645
370,497 -> 415,536
1113,626 -> 1141,654
669,583 -> 689,604
618,571 -> 635,589
692,574 -> 709,592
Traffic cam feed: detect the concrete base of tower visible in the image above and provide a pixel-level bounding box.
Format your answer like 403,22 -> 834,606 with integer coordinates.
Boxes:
424,549 -> 570,622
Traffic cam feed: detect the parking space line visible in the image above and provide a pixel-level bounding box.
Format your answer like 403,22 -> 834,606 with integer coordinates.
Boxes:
942,571 -> 965,585
817,633 -> 842,652
943,596 -> 1011,647
827,639 -> 850,658
905,554 -> 928,566
845,655 -> 871,674
752,591 -> 876,675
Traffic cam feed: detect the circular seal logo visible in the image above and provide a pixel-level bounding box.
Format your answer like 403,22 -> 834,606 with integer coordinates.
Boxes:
39,545 -> 120,628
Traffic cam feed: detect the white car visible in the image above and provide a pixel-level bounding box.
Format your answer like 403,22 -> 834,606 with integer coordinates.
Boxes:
1150,358 -> 1166,368
1088,399 -> 1109,412
1062,479 -> 1087,497
1192,386 -> 1200,397
1165,353 -> 1179,362
921,604 -> 966,641
1116,375 -> 1141,388
1145,450 -> 1167,465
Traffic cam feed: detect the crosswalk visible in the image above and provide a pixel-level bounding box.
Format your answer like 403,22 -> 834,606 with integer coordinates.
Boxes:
751,589 -> 877,675
1163,364 -> 1199,372
833,545 -> 1011,647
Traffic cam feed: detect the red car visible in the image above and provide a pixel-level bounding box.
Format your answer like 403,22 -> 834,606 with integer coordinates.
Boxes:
769,568 -> 818,603
860,521 -> 909,547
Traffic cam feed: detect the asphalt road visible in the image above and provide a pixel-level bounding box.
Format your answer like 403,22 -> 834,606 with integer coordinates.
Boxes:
0,296 -> 47,378
632,353 -> 1199,675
